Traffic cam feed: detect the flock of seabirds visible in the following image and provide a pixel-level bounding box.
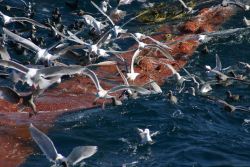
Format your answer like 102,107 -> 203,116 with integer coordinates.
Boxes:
0,0 -> 250,166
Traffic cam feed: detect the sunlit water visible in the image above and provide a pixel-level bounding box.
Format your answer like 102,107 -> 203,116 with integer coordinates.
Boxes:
2,0 -> 249,166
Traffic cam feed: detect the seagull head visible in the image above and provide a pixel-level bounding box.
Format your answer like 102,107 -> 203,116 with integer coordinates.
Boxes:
90,44 -> 98,54
97,89 -> 108,98
198,35 -> 207,42
205,65 -> 212,71
55,154 -> 67,166
135,33 -> 144,40
200,84 -> 212,94
245,5 -> 250,11
127,72 -> 139,81
97,49 -> 109,57
144,128 -> 150,134
138,42 -> 146,49
0,12 -> 11,24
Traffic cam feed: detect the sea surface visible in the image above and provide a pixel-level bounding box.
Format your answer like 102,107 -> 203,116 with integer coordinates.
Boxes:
3,0 -> 250,166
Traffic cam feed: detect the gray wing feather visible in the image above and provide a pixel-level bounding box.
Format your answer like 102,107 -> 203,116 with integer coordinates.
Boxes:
67,146 -> 97,165
3,28 -> 41,52
29,124 -> 58,162
107,85 -> 151,95
83,68 -> 103,91
91,1 -> 115,26
0,60 -> 29,74
11,17 -> 49,29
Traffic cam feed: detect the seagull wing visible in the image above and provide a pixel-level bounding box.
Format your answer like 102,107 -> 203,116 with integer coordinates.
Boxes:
0,60 -> 29,74
130,49 -> 141,73
137,128 -> 145,138
11,17 -> 49,29
116,65 -> 129,86
137,128 -> 143,133
0,45 -> 11,60
38,65 -> 83,78
149,80 -> 162,93
29,124 -> 58,162
83,68 -> 103,91
0,86 -> 20,103
67,146 -> 97,165
37,76 -> 61,90
67,31 -> 88,45
88,61 -> 117,67
215,54 -> 222,71
166,64 -> 177,75
107,85 -> 151,95
150,131 -> 160,137
3,28 -> 41,52
146,44 -> 174,61
178,0 -> 188,9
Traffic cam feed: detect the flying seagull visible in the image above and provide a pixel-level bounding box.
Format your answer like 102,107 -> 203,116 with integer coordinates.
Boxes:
82,68 -> 151,101
29,123 -> 97,166
3,28 -> 57,62
0,60 -> 85,89
128,33 -> 174,61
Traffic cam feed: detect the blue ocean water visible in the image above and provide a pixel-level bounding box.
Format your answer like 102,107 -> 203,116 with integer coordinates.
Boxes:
3,0 -> 249,166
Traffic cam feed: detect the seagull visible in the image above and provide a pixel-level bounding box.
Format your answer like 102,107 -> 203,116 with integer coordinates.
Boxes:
3,28 -> 57,62
167,90 -> 178,104
206,54 -> 222,76
109,8 -> 127,23
137,128 -> 159,145
0,60 -> 85,89
100,0 -> 111,13
29,123 -> 97,167
53,28 -> 132,61
0,86 -> 38,116
91,1 -> 127,37
128,33 -> 174,61
81,14 -> 107,35
165,64 -> 190,89
82,68 -> 151,102
0,11 -> 49,29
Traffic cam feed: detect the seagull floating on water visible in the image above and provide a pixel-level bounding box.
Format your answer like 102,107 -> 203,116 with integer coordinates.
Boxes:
137,128 -> 159,145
